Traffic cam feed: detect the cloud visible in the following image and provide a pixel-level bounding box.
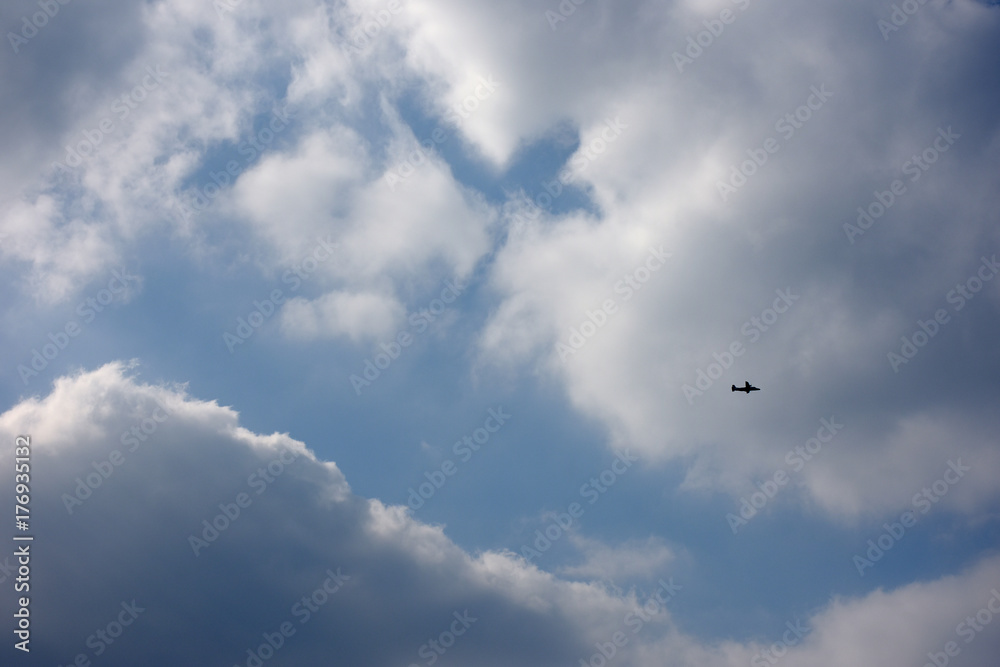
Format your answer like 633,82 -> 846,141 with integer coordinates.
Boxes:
469,0 -> 1000,524
281,289 -> 405,341
560,534 -> 675,582
0,195 -> 119,303
0,363 -> 631,664
229,119 -> 493,341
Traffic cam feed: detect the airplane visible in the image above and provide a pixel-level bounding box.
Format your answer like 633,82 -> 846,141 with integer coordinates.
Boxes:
732,381 -> 760,394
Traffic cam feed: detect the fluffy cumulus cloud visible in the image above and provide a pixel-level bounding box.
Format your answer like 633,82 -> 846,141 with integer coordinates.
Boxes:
2,364 -> 999,665
0,365 -> 624,664
472,0 -> 1000,522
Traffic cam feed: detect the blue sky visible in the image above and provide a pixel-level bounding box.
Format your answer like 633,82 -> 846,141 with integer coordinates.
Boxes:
2,0 -> 1000,665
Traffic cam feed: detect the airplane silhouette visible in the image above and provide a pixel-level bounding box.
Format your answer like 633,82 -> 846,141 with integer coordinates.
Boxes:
732,381 -> 760,393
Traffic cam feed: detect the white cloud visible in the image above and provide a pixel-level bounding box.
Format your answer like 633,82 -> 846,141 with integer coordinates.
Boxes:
560,534 -> 675,582
280,289 -> 405,341
231,127 -> 366,253
0,195 -> 119,303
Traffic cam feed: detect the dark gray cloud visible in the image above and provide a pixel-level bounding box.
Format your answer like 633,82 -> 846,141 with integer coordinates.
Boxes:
0,363 -> 630,666
0,0 -> 147,187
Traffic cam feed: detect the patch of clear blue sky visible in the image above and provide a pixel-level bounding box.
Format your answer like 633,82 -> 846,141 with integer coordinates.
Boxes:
392,85 -> 598,219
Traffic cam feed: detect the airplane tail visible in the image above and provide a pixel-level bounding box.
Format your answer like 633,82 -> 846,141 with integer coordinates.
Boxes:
731,384 -> 737,392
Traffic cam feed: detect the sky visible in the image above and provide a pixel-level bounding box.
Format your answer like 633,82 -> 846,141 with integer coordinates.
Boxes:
1,0 -> 1000,665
